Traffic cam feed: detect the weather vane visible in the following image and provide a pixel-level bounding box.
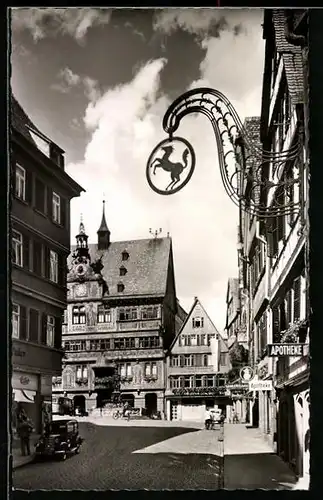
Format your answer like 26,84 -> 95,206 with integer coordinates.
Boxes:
146,87 -> 301,217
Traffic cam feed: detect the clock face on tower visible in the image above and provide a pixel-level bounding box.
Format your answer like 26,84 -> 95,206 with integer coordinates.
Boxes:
75,283 -> 87,297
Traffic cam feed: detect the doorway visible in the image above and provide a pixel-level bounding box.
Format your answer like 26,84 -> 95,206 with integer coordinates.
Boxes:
145,393 -> 157,416
252,397 -> 259,427
73,395 -> 86,415
121,394 -> 135,407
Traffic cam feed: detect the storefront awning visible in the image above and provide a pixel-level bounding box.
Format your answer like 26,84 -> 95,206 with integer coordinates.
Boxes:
13,389 -> 36,403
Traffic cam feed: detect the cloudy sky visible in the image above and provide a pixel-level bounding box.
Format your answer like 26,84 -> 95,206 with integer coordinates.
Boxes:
10,7 -> 265,331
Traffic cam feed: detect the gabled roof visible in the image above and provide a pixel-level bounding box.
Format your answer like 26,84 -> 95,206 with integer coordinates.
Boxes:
272,10 -> 304,105
68,237 -> 172,298
11,93 -> 43,146
169,297 -> 223,351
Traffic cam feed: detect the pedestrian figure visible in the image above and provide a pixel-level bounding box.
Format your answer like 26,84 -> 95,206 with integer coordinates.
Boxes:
232,411 -> 239,424
17,409 -> 33,456
100,406 -> 103,416
204,408 -> 211,430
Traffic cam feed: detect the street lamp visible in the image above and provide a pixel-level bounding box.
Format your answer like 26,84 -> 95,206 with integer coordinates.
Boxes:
146,87 -> 301,218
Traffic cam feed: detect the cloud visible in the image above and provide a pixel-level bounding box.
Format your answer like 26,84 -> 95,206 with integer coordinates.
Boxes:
11,7 -> 112,42
152,7 -> 256,40
65,10 -> 264,329
51,67 -> 81,93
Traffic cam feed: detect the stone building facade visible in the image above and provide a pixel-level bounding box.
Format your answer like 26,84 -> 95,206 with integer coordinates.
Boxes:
11,94 -> 83,433
53,205 -> 180,416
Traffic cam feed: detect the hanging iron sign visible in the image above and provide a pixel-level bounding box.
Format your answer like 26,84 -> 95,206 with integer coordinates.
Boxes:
146,136 -> 196,195
239,366 -> 255,382
267,343 -> 307,357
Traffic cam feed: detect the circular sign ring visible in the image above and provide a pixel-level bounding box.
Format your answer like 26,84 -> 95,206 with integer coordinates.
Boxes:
146,136 -> 196,196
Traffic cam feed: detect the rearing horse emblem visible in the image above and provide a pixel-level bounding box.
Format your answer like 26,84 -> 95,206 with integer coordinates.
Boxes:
146,137 -> 196,196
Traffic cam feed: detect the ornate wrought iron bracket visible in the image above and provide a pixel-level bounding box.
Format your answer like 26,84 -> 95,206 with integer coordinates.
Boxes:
146,88 -> 302,218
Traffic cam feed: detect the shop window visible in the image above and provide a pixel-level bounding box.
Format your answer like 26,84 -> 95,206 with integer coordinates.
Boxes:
97,305 -> 111,323
72,305 -> 86,324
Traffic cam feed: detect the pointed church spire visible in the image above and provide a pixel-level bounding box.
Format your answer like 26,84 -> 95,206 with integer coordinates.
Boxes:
97,199 -> 111,250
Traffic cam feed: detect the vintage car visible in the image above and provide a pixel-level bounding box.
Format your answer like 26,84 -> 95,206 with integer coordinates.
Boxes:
35,419 -> 84,460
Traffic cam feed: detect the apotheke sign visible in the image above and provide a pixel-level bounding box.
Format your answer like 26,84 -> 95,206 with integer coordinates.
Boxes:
267,344 -> 307,357
249,379 -> 273,391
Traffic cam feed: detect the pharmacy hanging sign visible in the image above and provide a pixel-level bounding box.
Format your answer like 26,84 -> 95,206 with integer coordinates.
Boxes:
267,343 -> 307,357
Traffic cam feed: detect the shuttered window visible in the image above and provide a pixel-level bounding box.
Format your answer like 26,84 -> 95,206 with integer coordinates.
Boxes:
29,308 -> 39,343
54,316 -> 62,349
19,305 -> 27,340
25,170 -> 33,205
272,306 -> 280,343
35,178 -> 45,213
33,240 -> 42,276
23,234 -> 30,271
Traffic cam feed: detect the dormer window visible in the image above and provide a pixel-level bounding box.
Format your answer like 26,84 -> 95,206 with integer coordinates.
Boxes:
119,266 -> 127,276
117,283 -> 125,293
122,251 -> 129,261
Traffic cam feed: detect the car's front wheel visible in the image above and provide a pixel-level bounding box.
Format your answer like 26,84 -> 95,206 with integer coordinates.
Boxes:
60,451 -> 67,461
75,445 -> 80,454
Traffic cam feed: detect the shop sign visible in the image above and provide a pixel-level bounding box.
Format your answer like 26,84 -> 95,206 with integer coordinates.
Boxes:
240,366 -> 255,382
12,371 -> 38,391
267,343 -> 307,357
249,379 -> 273,391
226,384 -> 249,390
172,387 -> 226,396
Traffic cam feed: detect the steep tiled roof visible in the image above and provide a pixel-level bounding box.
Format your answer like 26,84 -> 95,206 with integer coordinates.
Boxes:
273,10 -> 304,105
69,237 -> 172,298
10,94 -> 40,145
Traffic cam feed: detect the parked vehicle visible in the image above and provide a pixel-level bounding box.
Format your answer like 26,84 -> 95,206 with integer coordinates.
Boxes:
113,408 -> 130,421
52,396 -> 74,416
35,419 -> 84,461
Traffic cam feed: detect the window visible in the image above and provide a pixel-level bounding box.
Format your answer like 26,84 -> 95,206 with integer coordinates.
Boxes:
35,178 -> 45,212
206,375 -> 214,387
118,307 -> 137,321
33,240 -> 42,276
182,335 -> 191,346
170,377 -> 181,389
171,356 -> 179,367
122,251 -> 129,261
12,304 -> 20,338
72,305 -> 86,324
114,338 -> 126,349
52,192 -> 61,224
29,308 -> 39,343
145,362 -> 157,377
293,277 -> 301,321
141,306 -> 159,319
200,334 -> 206,346
207,334 -> 215,346
120,363 -> 132,378
192,317 -> 204,328
138,336 -> 159,348
12,230 -> 23,266
220,352 -> 227,366
117,283 -> 125,293
15,164 -> 26,200
184,355 -> 193,367
119,266 -> 127,276
190,334 -> 197,346
46,315 -> 55,346
195,376 -> 203,387
203,354 -> 208,367
76,366 -> 82,380
100,339 -> 110,350
97,305 -> 111,323
49,250 -> 58,283
257,313 -> 267,355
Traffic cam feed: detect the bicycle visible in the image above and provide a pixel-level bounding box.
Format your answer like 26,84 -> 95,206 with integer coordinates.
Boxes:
112,409 -> 130,421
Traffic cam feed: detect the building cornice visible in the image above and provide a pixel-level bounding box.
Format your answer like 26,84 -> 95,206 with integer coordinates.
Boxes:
11,214 -> 71,253
12,280 -> 67,309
